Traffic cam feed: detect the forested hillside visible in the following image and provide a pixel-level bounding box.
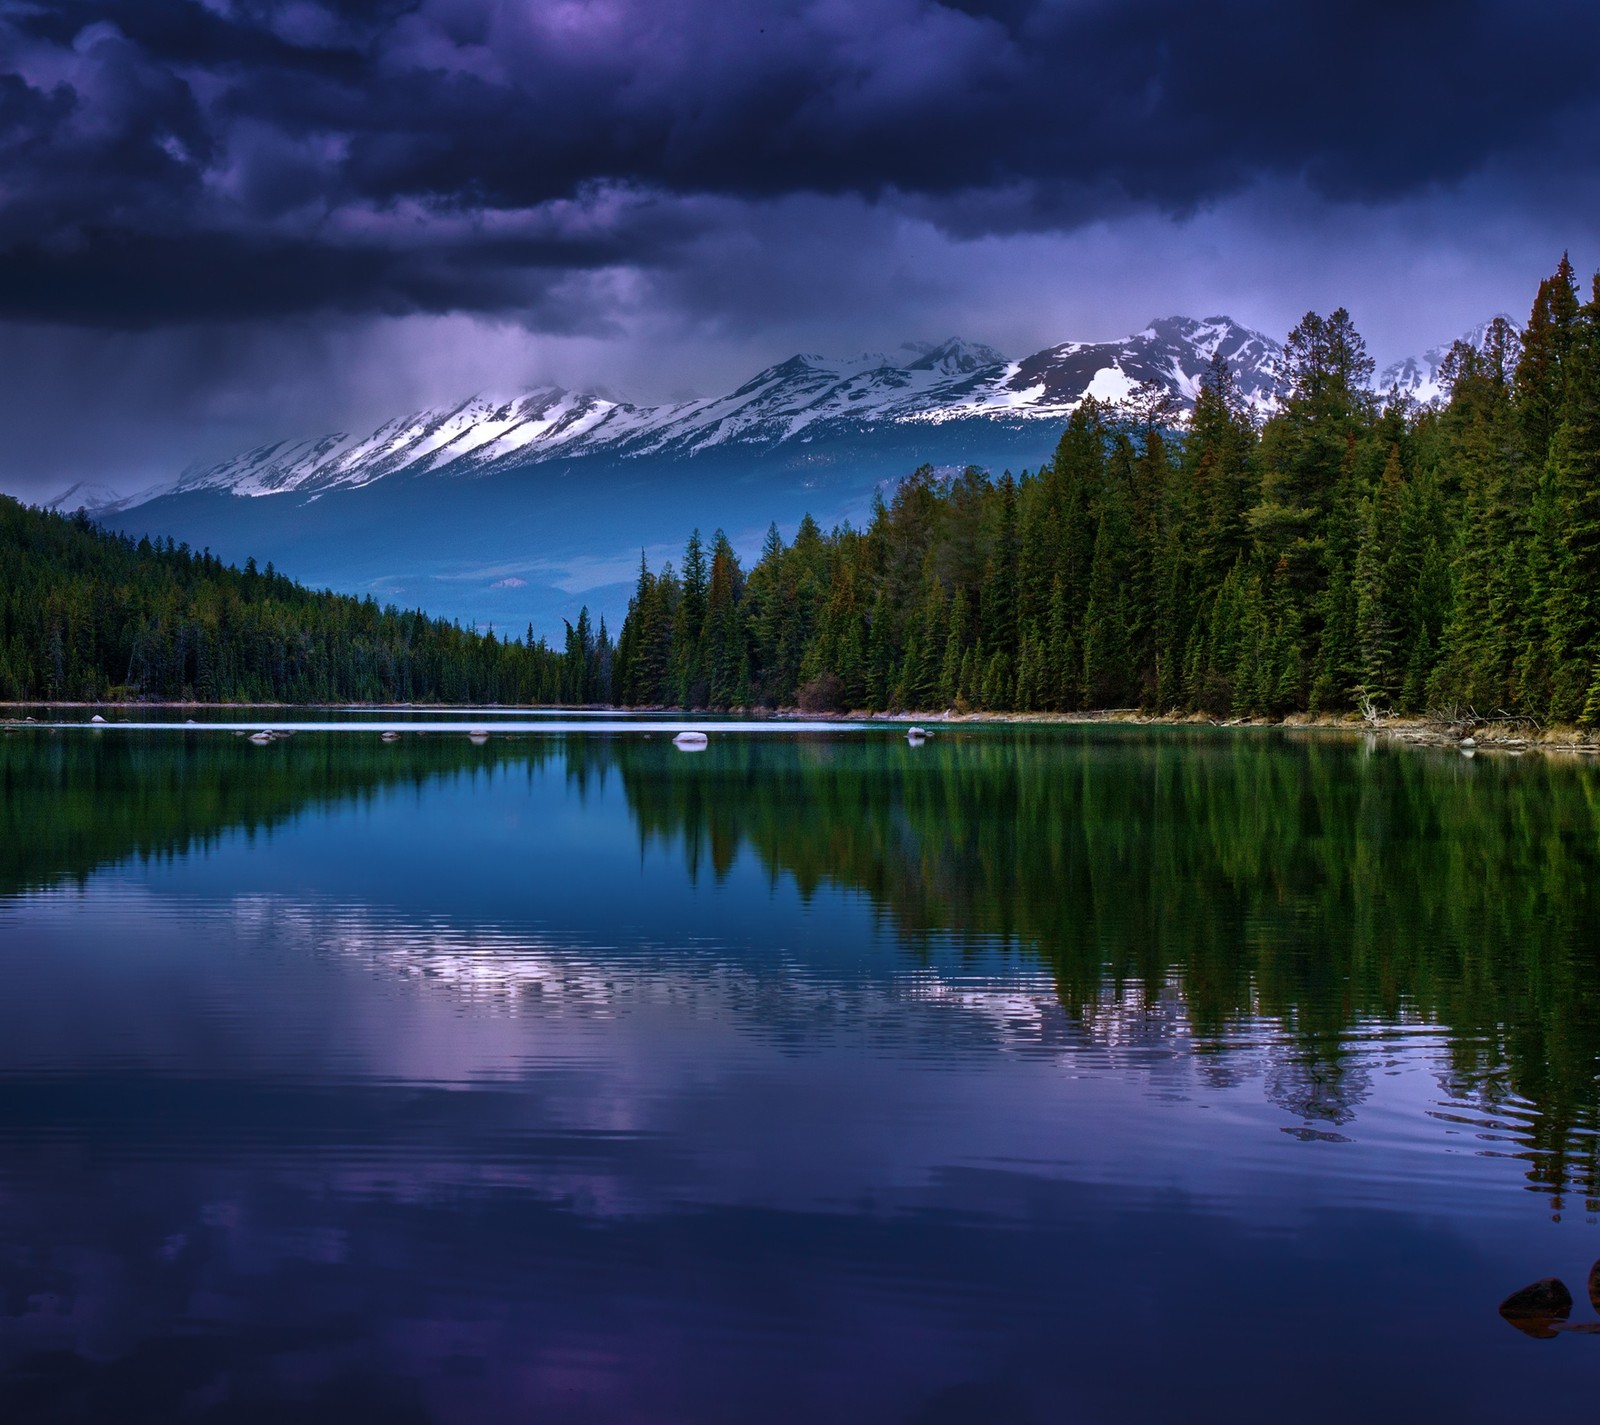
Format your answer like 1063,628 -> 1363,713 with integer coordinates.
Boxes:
10,256 -> 1599,719
614,258 -> 1600,724
0,499 -> 608,703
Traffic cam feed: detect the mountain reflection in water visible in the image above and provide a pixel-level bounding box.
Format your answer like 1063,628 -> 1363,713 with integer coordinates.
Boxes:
2,724 -> 1599,1423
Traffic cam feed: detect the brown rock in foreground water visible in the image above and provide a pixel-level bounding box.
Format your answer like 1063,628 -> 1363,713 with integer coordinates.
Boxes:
1499,1278 -> 1574,1338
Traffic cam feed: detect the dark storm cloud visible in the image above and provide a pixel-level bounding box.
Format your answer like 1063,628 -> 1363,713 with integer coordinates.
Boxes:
0,222 -> 688,325
3,0 -> 1597,328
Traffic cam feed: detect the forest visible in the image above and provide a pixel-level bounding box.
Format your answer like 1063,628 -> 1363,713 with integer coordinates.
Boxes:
0,498 -> 609,703
5,255 -> 1598,719
613,256 -> 1600,724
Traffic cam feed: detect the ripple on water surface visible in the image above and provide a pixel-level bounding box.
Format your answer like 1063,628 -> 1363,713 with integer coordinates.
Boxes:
2,724 -> 1599,1423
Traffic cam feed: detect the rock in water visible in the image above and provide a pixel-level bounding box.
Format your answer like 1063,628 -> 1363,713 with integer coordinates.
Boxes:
1499,1277 -> 1573,1337
673,731 -> 708,750
90,714 -> 106,723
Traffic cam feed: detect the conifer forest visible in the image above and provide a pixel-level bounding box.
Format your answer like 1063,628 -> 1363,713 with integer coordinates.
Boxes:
613,257 -> 1600,724
5,258 -> 1600,722
0,499 -> 603,703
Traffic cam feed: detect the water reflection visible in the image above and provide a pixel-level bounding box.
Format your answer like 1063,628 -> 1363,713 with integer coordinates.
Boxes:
613,731 -> 1600,1205
6,728 -> 1600,1202
4,726 -> 1600,1420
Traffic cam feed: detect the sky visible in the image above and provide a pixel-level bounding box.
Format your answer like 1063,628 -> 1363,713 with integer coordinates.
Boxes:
1,0 -> 1598,500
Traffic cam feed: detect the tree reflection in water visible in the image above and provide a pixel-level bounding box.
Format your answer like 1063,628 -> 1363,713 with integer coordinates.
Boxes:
5,724 -> 1600,1208
609,728 -> 1600,1209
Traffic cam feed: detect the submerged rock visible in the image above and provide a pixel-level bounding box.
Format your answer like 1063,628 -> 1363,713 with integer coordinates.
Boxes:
1499,1277 -> 1573,1337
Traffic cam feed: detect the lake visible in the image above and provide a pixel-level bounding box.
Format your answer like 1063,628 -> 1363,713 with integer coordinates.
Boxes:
3,718 -> 1599,1423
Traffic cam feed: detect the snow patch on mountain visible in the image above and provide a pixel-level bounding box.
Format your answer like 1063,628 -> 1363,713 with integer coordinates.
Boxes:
57,316 -> 1502,517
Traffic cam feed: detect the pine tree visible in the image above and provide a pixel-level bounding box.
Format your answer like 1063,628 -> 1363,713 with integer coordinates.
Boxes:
978,471 -> 1019,657
1045,573 -> 1074,710
1543,279 -> 1600,721
1515,253 -> 1581,463
1082,484 -> 1133,708
1255,309 -> 1375,658
1429,337 -> 1526,711
702,531 -> 746,708
979,650 -> 1014,711
562,607 -> 594,703
744,524 -> 786,704
672,531 -> 709,706
1185,352 -> 1259,593
1582,661 -> 1600,726
866,591 -> 896,710
905,582 -> 949,709
1353,446 -> 1408,704
942,591 -> 972,708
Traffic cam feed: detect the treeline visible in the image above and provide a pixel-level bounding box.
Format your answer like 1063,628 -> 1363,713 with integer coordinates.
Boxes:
0,498 -> 611,703
614,256 -> 1600,723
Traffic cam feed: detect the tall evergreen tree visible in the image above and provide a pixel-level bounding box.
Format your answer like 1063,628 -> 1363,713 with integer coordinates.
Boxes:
1542,279 -> 1600,720
672,530 -> 709,706
1515,253 -> 1581,463
702,530 -> 747,708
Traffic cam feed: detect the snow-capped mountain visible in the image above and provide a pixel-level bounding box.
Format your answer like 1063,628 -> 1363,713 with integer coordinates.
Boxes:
1377,317 -> 1519,406
1377,350 -> 1449,406
983,316 -> 1282,416
80,319 -> 1282,514
61,314 -> 1492,641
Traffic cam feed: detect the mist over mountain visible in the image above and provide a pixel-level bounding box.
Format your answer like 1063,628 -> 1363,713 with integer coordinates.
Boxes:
55,315 -> 1481,637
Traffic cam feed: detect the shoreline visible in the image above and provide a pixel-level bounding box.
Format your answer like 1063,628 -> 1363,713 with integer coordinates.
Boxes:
860,707 -> 1600,755
4,701 -> 1596,754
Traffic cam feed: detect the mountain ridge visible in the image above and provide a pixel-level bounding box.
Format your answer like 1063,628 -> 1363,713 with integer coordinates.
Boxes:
47,313 -> 1505,640
55,316 -> 1286,515
54,313 -> 1502,520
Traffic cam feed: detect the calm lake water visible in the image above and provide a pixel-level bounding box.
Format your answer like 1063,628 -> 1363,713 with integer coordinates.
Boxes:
3,719 -> 1600,1422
